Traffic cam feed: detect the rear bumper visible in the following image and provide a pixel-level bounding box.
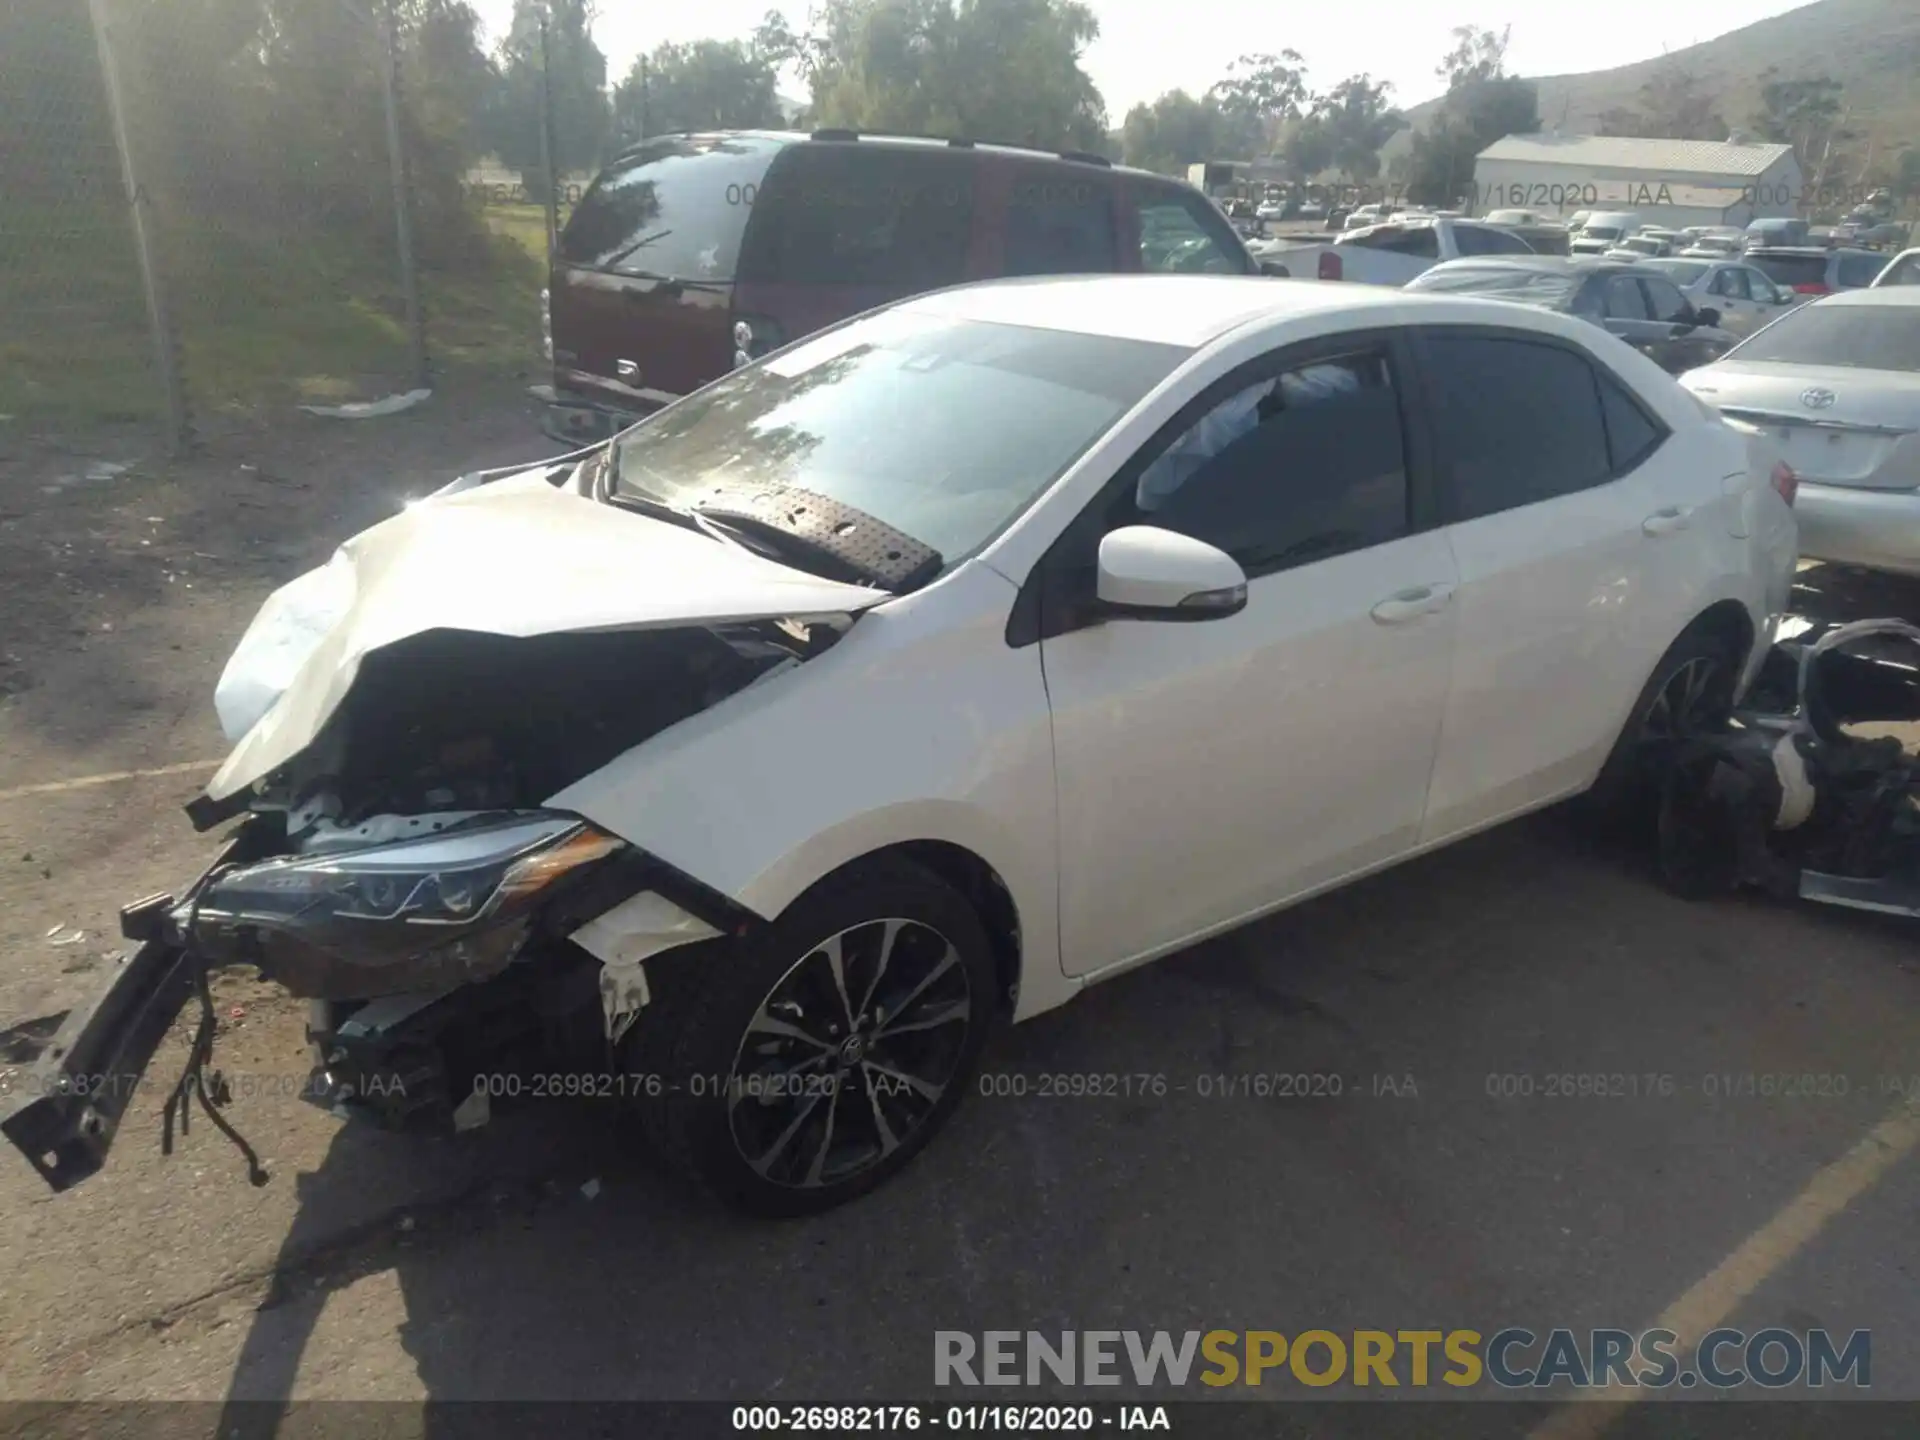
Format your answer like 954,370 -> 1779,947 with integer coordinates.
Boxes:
1796,481 -> 1920,577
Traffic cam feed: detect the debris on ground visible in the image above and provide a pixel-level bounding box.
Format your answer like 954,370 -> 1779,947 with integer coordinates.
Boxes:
45,925 -> 85,947
451,1088 -> 491,1133
41,460 -> 137,495
1658,618 -> 1920,915
299,389 -> 432,420
579,1177 -> 602,1201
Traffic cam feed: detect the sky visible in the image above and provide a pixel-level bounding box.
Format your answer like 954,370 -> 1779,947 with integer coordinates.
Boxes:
467,0 -> 1819,120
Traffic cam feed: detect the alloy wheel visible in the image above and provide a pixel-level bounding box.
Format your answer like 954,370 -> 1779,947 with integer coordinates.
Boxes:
727,917 -> 973,1189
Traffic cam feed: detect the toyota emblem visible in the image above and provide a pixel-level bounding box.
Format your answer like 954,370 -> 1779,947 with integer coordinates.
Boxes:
1801,387 -> 1836,410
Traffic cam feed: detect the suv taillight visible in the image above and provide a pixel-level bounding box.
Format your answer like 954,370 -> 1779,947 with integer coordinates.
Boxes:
1319,250 -> 1343,281
1772,461 -> 1798,507
732,316 -> 785,368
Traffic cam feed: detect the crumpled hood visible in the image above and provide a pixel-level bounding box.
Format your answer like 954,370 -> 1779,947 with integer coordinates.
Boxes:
206,472 -> 888,801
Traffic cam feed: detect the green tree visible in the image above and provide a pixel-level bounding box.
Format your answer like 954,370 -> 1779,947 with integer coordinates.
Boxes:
613,40 -> 783,141
1308,74 -> 1404,180
486,0 -> 610,196
1118,91 -> 1214,174
759,0 -> 1106,150
1207,51 -> 1308,156
1407,27 -> 1538,209
1596,66 -> 1726,141
1436,23 -> 1511,91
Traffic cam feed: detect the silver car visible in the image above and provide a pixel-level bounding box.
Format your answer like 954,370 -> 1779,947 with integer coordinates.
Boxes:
1680,289 -> 1920,575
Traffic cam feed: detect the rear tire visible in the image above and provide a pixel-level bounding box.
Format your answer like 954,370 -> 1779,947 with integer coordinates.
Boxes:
1585,629 -> 1739,832
626,856 -> 998,1217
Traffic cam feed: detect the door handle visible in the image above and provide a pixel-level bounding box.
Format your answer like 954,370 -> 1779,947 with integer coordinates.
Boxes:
1642,507 -> 1691,536
1370,583 -> 1455,624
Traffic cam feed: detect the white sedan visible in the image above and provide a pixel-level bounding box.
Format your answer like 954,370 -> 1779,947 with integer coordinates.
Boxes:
1682,288 -> 1920,576
1640,257 -> 1800,334
1872,249 -> 1920,287
6,277 -> 1797,1215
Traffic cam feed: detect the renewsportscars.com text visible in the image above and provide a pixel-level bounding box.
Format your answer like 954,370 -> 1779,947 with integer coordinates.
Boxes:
934,1328 -> 1871,1390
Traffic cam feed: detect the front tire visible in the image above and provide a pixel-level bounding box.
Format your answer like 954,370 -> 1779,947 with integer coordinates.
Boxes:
627,857 -> 998,1217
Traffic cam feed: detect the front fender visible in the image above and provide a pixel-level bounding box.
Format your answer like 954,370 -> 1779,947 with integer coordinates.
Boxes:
545,562 -> 1073,1020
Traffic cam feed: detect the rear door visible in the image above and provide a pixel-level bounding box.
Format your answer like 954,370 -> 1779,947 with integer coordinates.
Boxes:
551,136 -> 781,409
1640,273 -> 1729,370
1411,326 -> 1724,839
733,143 -> 987,353
1597,271 -> 1672,364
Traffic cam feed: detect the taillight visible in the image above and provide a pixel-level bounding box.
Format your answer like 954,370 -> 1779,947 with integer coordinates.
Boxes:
1792,283 -> 1830,295
1771,461 -> 1798,507
1319,250 -> 1343,281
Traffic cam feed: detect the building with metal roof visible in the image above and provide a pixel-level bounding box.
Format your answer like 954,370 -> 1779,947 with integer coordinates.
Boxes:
1472,132 -> 1804,231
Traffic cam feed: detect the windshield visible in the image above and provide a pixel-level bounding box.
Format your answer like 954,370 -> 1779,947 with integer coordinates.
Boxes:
612,312 -> 1187,561
1406,265 -> 1579,307
1727,303 -> 1920,372
1645,259 -> 1710,285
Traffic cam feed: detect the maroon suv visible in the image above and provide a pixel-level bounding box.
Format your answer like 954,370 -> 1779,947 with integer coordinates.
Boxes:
543,130 -> 1265,441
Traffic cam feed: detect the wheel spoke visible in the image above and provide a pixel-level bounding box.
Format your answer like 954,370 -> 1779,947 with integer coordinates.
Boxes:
747,1013 -> 835,1051
746,1090 -> 825,1177
859,1066 -> 900,1159
817,932 -> 857,1030
873,995 -> 970,1039
856,918 -> 908,1021
863,1058 -> 944,1103
803,1085 -> 841,1186
875,943 -> 959,1027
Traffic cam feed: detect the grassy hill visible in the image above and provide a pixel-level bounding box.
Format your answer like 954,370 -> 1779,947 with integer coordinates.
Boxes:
1396,0 -> 1920,165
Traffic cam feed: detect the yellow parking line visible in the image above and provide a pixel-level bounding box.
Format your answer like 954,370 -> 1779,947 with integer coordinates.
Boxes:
0,759 -> 222,802
1527,1098 -> 1920,1440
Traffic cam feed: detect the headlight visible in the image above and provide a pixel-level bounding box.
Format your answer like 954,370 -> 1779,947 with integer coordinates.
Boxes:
190,815 -> 625,998
213,552 -> 357,743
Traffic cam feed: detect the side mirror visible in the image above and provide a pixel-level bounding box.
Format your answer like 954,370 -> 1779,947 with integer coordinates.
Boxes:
1260,259 -> 1291,277
1095,526 -> 1247,621
1695,306 -> 1721,328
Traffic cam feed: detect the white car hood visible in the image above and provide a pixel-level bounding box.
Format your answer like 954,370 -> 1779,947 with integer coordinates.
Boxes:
206,472 -> 888,801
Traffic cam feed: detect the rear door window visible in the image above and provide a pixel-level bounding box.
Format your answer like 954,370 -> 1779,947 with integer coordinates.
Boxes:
1603,275 -> 1651,320
740,144 -> 978,290
1640,276 -> 1692,323
1837,252 -> 1886,288
561,136 -> 781,282
1002,170 -> 1118,276
1418,333 -> 1614,521
1131,188 -> 1248,273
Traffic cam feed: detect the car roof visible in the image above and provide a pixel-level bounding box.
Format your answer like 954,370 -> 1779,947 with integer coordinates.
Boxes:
899,274 -> 1489,348
1422,255 -> 1638,275
1807,286 -> 1920,309
608,128 -> 1162,183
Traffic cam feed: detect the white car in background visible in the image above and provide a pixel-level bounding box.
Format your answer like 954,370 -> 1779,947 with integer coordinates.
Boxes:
1872,249 -> 1920,287
1640,257 -> 1799,334
1681,231 -> 1746,259
1606,235 -> 1677,261
7,276 -> 1796,1216
1682,288 -> 1920,576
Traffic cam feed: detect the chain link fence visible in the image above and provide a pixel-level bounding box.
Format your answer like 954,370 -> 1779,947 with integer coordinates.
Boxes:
3,0 -> 568,452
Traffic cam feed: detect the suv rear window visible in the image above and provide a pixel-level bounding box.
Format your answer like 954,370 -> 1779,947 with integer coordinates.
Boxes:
740,144 -> 978,289
1748,253 -> 1829,288
561,135 -> 782,282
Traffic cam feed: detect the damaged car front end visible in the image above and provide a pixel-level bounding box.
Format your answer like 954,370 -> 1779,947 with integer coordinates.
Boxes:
3,449 -> 889,1195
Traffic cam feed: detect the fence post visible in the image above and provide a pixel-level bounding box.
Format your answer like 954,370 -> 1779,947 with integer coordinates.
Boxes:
380,0 -> 428,391
84,0 -> 189,453
538,12 -> 560,267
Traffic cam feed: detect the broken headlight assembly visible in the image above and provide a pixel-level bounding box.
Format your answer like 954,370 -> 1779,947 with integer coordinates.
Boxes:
189,814 -> 625,998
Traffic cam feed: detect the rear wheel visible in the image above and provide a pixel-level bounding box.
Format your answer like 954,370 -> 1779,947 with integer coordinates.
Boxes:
628,857 -> 998,1216
1586,629 -> 1739,830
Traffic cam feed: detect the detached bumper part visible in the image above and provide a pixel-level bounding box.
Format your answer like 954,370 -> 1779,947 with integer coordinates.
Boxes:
1656,617 -> 1920,915
0,940 -> 195,1192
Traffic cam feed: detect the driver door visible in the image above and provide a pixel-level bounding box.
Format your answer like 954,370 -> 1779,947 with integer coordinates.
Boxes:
1031,333 -> 1460,977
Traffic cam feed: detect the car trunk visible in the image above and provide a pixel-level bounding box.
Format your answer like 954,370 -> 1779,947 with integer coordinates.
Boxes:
1698,364 -> 1920,491
549,135 -> 786,411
